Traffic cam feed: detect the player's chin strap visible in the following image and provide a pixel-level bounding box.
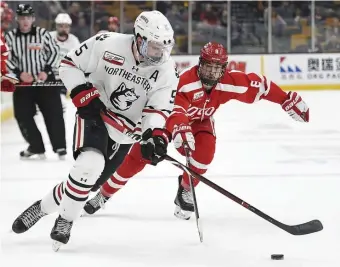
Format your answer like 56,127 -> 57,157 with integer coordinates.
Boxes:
104,112 -> 323,236
132,38 -> 145,65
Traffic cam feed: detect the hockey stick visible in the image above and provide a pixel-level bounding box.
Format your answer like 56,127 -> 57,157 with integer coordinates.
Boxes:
183,144 -> 203,242
16,81 -> 65,89
165,155 -> 323,236
100,112 -> 323,235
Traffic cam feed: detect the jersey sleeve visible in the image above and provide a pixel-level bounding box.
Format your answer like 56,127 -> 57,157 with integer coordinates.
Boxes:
141,64 -> 179,133
165,73 -> 192,133
0,36 -> 9,75
42,29 -> 60,68
5,31 -> 20,77
59,34 -> 104,90
228,71 -> 287,104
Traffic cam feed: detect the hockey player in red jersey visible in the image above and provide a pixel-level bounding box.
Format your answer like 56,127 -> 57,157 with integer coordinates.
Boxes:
84,42 -> 309,219
0,2 -> 17,91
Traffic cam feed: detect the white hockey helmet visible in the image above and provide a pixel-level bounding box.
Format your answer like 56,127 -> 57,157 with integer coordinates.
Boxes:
55,13 -> 72,25
134,10 -> 174,66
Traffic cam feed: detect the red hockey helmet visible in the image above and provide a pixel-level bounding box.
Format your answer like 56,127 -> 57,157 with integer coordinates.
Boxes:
198,42 -> 228,88
1,2 -> 13,30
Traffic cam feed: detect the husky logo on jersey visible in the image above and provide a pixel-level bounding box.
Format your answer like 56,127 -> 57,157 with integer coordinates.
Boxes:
103,51 -> 125,66
110,82 -> 139,111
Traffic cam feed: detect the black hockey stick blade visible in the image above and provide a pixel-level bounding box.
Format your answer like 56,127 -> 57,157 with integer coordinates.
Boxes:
282,219 -> 323,235
165,155 -> 323,236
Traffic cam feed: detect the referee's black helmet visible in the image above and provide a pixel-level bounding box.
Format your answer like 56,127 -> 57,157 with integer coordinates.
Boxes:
16,4 -> 35,16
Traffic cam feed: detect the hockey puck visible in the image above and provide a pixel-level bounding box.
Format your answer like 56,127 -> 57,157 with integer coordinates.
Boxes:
271,254 -> 284,260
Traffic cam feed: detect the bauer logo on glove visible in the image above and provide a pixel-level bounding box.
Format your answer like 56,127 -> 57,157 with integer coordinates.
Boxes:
281,91 -> 309,123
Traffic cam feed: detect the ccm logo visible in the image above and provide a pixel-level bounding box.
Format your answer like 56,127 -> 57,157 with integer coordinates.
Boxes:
80,90 -> 99,104
103,51 -> 125,65
187,106 -> 215,117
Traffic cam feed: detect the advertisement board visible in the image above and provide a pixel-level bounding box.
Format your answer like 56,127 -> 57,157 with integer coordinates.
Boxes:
263,53 -> 340,89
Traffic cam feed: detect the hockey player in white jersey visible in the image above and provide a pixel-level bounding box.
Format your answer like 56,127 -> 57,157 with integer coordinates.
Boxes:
50,13 -> 80,106
11,10 -> 179,251
50,13 -> 80,63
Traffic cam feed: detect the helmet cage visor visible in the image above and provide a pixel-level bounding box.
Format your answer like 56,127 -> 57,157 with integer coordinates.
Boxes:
140,39 -> 174,66
198,59 -> 227,87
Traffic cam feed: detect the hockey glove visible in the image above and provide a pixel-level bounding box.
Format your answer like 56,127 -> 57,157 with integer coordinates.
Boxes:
70,83 -> 105,120
141,128 -> 171,165
1,79 -> 16,92
172,124 -> 195,152
281,91 -> 309,122
1,73 -> 19,92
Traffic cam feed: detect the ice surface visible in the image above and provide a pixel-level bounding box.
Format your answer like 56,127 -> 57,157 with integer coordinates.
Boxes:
1,91 -> 340,267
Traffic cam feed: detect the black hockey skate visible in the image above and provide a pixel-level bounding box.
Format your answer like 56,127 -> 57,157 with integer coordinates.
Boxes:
83,191 -> 109,215
20,148 -> 46,160
56,148 -> 67,160
50,215 -> 73,252
174,176 -> 194,220
12,200 -> 47,233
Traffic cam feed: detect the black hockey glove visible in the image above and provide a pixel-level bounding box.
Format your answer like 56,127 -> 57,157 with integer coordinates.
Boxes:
70,82 -> 105,120
141,128 -> 171,166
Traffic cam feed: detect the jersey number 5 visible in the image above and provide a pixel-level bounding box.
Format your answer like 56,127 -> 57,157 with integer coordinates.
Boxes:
75,43 -> 88,56
170,89 -> 176,104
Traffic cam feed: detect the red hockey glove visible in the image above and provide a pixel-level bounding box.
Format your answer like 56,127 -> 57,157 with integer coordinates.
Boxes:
172,124 -> 195,152
1,79 -> 15,92
1,73 -> 19,92
70,83 -> 105,120
141,128 -> 171,165
281,91 -> 309,122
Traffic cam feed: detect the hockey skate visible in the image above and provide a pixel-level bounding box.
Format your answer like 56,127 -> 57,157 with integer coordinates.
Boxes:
12,200 -> 47,233
20,148 -> 46,160
50,215 -> 73,252
83,191 -> 109,215
56,148 -> 67,160
174,176 -> 194,220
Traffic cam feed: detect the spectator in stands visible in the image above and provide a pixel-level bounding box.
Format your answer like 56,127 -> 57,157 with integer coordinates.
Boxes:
268,9 -> 287,37
156,1 -> 171,16
68,2 -> 80,26
230,16 -> 243,46
74,14 -> 90,42
108,16 -> 119,32
326,17 -> 340,41
200,3 -> 219,25
324,34 -> 340,52
275,1 -> 294,24
314,7 -> 325,24
219,4 -> 228,27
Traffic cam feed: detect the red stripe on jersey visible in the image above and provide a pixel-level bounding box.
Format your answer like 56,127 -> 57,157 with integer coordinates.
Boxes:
61,59 -> 76,67
66,181 -> 90,195
142,109 -> 168,121
57,184 -> 62,199
101,113 -> 133,133
102,111 -> 134,132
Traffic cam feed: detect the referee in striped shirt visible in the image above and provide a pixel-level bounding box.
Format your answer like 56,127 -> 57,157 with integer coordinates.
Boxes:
5,4 -> 67,160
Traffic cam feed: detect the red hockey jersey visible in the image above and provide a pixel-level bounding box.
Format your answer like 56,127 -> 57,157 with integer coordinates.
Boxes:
166,65 -> 288,132
1,30 -> 9,75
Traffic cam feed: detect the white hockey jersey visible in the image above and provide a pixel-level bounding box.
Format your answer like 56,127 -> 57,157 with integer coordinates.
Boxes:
50,31 -> 80,78
50,31 -> 80,59
59,32 -> 179,144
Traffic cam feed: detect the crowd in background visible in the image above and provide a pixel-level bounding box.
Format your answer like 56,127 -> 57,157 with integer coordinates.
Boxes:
3,0 -> 340,54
